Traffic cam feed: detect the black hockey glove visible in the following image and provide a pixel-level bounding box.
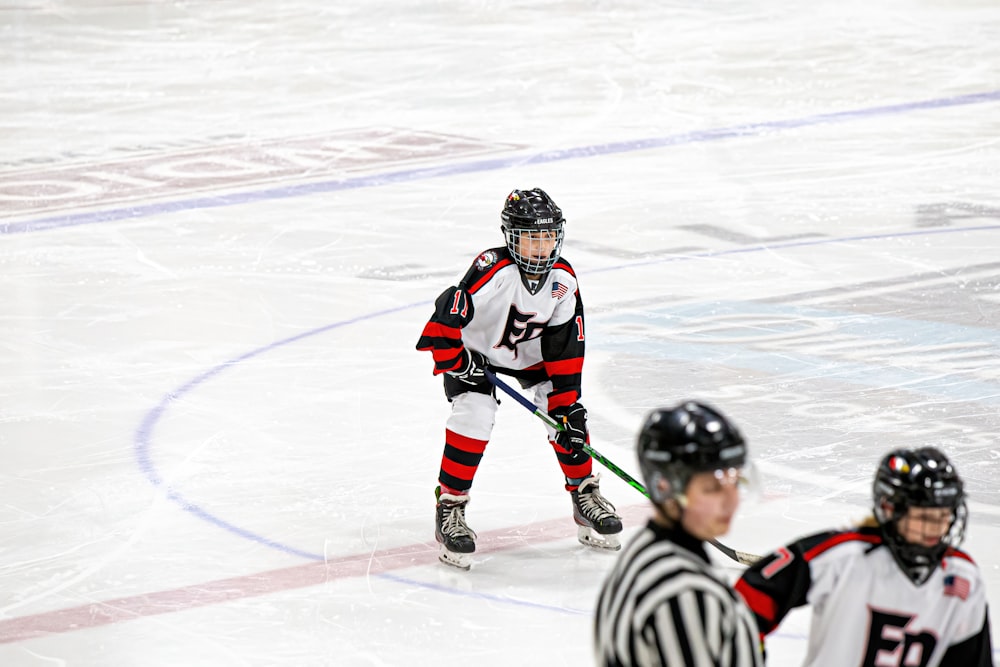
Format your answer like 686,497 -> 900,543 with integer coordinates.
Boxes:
447,348 -> 488,385
550,403 -> 588,452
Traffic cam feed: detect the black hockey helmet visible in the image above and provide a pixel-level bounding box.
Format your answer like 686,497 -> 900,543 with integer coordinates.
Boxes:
500,188 -> 566,277
873,446 -> 967,585
637,401 -> 748,504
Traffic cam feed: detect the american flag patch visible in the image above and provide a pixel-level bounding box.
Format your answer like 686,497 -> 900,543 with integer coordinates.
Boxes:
551,281 -> 568,299
944,574 -> 970,600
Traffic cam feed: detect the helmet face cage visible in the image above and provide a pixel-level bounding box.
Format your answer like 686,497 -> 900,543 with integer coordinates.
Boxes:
500,188 -> 566,276
636,401 -> 748,505
872,447 -> 967,585
502,225 -> 565,276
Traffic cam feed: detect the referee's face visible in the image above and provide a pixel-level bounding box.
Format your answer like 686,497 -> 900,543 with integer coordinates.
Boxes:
679,468 -> 742,541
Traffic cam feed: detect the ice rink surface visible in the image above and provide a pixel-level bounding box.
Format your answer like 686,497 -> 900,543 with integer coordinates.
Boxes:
2,0 -> 999,665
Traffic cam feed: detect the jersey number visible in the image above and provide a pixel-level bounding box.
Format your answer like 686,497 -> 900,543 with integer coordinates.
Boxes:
760,547 -> 794,579
450,290 -> 469,318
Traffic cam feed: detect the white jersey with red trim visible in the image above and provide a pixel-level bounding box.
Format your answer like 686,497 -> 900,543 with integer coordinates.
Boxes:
458,247 -> 580,371
735,526 -> 994,667
416,246 -> 586,411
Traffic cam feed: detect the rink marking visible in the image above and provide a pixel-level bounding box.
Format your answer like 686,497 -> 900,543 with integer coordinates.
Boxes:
0,128 -> 525,219
0,506 -> 648,644
3,89 -> 999,234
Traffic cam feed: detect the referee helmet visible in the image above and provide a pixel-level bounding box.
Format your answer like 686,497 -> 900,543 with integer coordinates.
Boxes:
637,401 -> 748,504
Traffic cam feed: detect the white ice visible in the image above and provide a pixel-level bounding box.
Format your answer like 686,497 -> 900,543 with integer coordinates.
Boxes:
1,1 -> 999,665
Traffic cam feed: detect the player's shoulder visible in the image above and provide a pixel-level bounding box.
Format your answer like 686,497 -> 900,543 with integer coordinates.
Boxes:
461,246 -> 516,291
796,525 -> 883,562
551,255 -> 577,278
943,546 -> 983,573
466,246 -> 512,273
548,257 -> 579,297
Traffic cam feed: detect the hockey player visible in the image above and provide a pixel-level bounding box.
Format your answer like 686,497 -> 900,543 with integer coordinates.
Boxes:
735,446 -> 994,666
593,401 -> 764,667
416,188 -> 622,569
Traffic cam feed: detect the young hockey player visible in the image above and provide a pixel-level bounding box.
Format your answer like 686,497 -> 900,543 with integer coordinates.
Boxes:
735,446 -> 994,666
593,401 -> 764,667
416,188 -> 622,570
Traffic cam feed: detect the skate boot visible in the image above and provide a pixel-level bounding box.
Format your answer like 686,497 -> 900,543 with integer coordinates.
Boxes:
571,474 -> 623,551
435,487 -> 477,570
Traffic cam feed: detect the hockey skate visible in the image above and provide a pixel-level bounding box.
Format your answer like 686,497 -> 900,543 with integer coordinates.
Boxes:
435,487 -> 477,570
571,474 -> 623,551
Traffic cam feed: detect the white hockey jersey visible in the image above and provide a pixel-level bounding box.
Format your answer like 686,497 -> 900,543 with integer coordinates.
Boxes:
416,246 -> 585,412
735,525 -> 994,666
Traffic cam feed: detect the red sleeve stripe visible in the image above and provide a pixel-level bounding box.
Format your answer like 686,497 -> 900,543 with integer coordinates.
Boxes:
547,390 -> 579,412
803,531 -> 881,561
545,357 -> 583,376
436,348 -> 465,373
416,322 -> 462,346
734,579 -> 778,628
468,258 -> 513,294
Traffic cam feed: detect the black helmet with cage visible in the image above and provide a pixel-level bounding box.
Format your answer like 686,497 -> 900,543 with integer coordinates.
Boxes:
873,446 -> 968,585
636,401 -> 748,505
500,188 -> 566,277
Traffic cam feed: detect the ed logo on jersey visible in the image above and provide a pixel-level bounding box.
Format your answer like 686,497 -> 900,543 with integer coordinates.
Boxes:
495,305 -> 544,358
863,609 -> 936,667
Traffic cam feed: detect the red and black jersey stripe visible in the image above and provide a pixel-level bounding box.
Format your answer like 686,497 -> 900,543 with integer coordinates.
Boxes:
415,285 -> 475,375
735,527 -> 883,634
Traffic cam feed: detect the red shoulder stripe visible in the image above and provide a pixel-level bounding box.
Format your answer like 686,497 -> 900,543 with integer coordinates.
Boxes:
468,258 -> 513,294
803,531 -> 881,561
552,260 -> 575,277
944,547 -> 975,565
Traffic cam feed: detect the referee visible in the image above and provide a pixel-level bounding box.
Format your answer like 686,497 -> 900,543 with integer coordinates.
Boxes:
594,401 -> 764,667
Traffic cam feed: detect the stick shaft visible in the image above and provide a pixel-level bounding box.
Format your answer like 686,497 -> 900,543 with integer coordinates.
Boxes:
483,368 -> 761,565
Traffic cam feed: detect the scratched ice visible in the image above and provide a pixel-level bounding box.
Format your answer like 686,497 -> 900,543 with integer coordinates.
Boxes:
1,1 -> 999,665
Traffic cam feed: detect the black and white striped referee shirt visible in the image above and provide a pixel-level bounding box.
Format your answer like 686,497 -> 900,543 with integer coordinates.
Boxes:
594,520 -> 764,667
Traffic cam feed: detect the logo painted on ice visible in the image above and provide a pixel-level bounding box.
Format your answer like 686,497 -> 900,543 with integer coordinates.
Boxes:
494,305 -> 544,358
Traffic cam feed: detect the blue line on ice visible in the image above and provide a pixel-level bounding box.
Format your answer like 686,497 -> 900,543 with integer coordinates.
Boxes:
6,89 -> 1000,235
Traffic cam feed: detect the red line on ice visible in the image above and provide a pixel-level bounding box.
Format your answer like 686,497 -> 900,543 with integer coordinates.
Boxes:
0,506 -> 650,644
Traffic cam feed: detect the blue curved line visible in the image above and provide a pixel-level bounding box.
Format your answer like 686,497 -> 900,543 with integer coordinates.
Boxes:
5,89 -> 1000,236
133,222 -> 999,562
126,89 -> 1000,592
133,302 -> 428,561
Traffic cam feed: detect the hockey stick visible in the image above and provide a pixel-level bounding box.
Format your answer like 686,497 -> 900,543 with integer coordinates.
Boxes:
483,368 -> 648,496
484,369 -> 762,566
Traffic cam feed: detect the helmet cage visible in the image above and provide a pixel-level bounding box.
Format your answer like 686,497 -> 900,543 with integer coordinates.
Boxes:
872,447 -> 967,585
500,188 -> 566,276
501,224 -> 565,276
875,498 -> 968,586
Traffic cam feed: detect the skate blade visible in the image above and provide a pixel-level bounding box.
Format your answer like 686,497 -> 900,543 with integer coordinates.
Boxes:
577,525 -> 621,551
438,545 -> 473,570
